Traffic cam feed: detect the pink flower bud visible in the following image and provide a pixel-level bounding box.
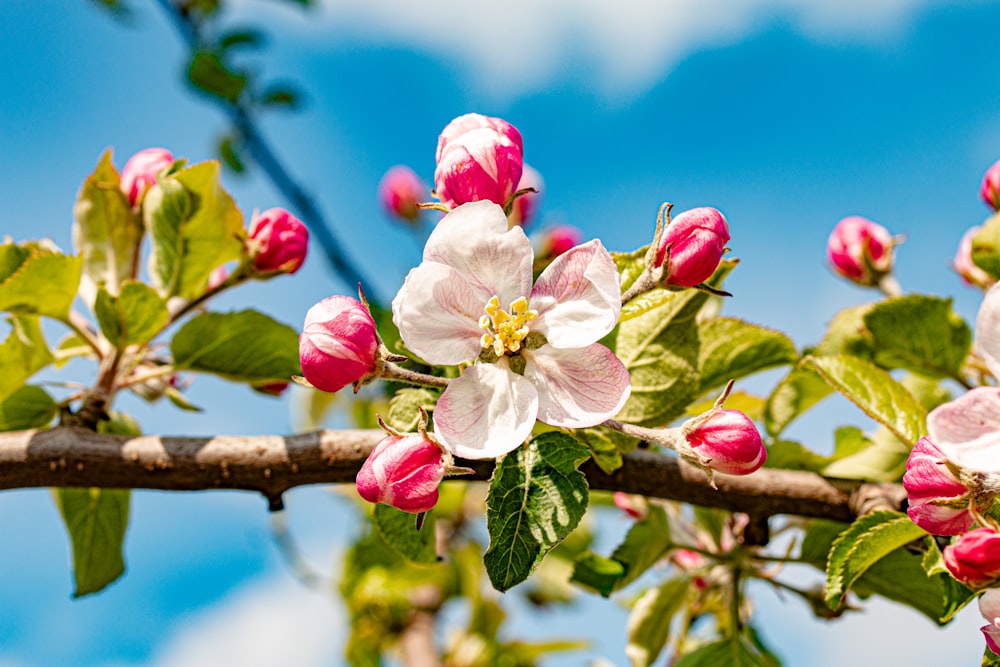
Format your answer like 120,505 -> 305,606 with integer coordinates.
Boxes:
249,208 -> 309,274
356,433 -> 447,514
670,548 -> 707,570
980,589 -> 1000,656
207,265 -> 230,291
982,160 -> 1000,211
253,381 -> 289,396
534,224 -> 582,259
299,296 -> 379,393
378,165 -> 427,223
120,147 -> 174,208
902,437 -> 974,535
686,409 -> 766,476
654,207 -> 730,288
944,527 -> 1000,588
826,216 -> 893,286
508,164 -> 544,229
613,491 -> 649,520
955,226 -> 994,288
434,113 -> 524,209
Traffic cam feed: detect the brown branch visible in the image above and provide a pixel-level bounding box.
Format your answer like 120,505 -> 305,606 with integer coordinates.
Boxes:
0,427 -> 904,521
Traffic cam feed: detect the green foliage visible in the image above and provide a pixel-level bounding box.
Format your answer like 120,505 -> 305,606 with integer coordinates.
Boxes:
696,317 -> 797,394
373,505 -> 438,565
187,51 -> 247,103
171,309 -> 301,384
0,386 -> 57,432
573,425 -> 639,474
673,635 -> 781,667
0,243 -> 82,320
863,295 -> 971,378
385,388 -> 438,433
0,316 -> 54,404
94,281 -> 169,348
972,212 -> 1000,281
626,576 -> 692,667
483,433 -> 590,592
53,487 -> 130,597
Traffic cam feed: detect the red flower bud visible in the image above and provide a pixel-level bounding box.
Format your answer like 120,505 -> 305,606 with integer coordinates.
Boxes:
249,208 -> 309,274
378,165 -> 427,223
902,436 -> 973,536
356,433 -> 447,514
686,409 -> 766,476
982,160 -> 1000,211
534,224 -> 582,260
827,216 -> 893,286
944,527 -> 1000,588
299,296 -> 379,393
434,113 -> 524,209
120,147 -> 174,208
655,207 -> 730,288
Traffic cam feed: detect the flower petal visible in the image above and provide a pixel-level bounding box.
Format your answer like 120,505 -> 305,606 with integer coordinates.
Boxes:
531,239 -> 621,348
523,343 -> 631,428
433,359 -> 539,460
392,261 -> 488,365
423,201 -> 533,305
978,283 -> 1000,378
927,387 -> 1000,473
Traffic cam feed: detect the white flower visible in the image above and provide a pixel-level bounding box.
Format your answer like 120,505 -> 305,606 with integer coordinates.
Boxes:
392,201 -> 631,459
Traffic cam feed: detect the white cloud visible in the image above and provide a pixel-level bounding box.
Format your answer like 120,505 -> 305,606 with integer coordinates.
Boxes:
142,574 -> 345,667
245,0 -> 944,99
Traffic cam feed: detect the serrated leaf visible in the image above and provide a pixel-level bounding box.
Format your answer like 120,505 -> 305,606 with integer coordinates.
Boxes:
863,295 -> 971,378
674,636 -> 780,667
815,303 -> 876,359
822,425 -> 911,482
573,425 -> 638,474
0,245 -> 82,320
144,161 -> 245,299
483,433 -> 590,592
372,505 -> 438,565
385,388 -> 437,433
626,576 -> 691,667
763,368 -> 833,436
72,148 -> 143,300
171,309 -> 301,384
825,510 -> 927,610
94,281 -> 168,347
0,385 -> 56,431
697,317 -> 797,393
0,316 -> 54,403
802,355 -> 926,444
53,487 -> 130,597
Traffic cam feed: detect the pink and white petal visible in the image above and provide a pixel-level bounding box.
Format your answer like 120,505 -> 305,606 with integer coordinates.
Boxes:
927,387 -> 1000,473
433,360 -> 539,460
982,589 -> 1000,655
531,239 -> 622,348
392,261 -> 487,365
523,343 -> 631,428
423,201 -> 533,304
978,283 -> 1000,378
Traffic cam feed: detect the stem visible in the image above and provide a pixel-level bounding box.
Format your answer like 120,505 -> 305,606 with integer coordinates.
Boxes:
877,273 -> 903,298
729,567 -> 744,635
381,362 -> 451,389
63,310 -> 104,358
167,269 -> 248,326
620,271 -> 657,305
117,364 -> 175,389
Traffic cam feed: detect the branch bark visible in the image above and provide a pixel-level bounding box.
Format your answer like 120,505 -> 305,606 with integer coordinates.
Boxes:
0,427 -> 904,521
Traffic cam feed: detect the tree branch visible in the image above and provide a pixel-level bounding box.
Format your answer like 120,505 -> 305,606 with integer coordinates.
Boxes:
0,427 -> 904,521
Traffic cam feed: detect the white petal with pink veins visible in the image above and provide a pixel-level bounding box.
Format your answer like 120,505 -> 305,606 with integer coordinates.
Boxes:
531,239 -> 621,348
927,387 -> 1000,473
523,343 -> 631,428
422,201 -> 533,305
393,261 -> 487,365
977,283 -> 1000,378
433,359 -> 539,460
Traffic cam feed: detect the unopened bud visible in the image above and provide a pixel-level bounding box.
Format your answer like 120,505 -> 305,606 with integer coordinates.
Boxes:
121,147 -> 174,209
982,160 -> 1000,211
943,527 -> 1000,588
903,436 -> 974,536
378,165 -> 427,223
356,432 -> 447,514
612,491 -> 649,520
685,409 -> 766,476
299,296 -> 379,393
827,216 -> 894,286
654,207 -> 730,288
249,208 -> 309,274
509,164 -> 544,229
434,113 -> 523,209
955,226 -> 994,289
534,224 -> 582,260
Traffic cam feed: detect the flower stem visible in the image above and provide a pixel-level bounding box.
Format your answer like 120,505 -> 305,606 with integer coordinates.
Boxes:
63,310 -> 104,358
382,362 -> 451,389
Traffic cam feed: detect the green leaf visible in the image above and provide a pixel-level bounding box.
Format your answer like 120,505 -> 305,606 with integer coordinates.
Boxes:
972,212 -> 1000,281
985,646 -> 1000,667
483,432 -> 590,592
921,536 -> 977,622
218,135 -> 245,174
626,576 -> 691,667
53,487 -> 130,597
0,316 -> 54,403
144,161 -> 245,299
763,440 -> 828,472
260,84 -> 302,109
821,425 -> 911,482
72,148 -> 143,299
825,510 -> 927,610
372,505 -> 438,565
0,385 -> 56,431
385,388 -> 437,433
763,368 -> 832,436
218,29 -> 263,51
171,310 -> 301,384
674,636 -> 780,667
94,281 -> 169,347
863,295 -> 972,378
697,317 -> 797,393
569,552 -> 626,597
573,425 -> 638,474
0,244 -> 82,320
802,355 -> 926,444
814,303 -> 876,359
187,51 -> 247,103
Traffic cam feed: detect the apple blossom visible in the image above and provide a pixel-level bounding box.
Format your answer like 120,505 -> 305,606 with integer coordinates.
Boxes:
955,226 -> 994,288
982,160 -> 1000,211
902,437 -> 974,535
943,527 -> 1000,588
299,295 -> 380,393
654,207 -> 731,288
684,409 -> 766,476
980,589 -> 1000,656
120,147 -> 174,208
826,216 -> 894,286
378,165 -> 426,223
356,431 -> 447,514
249,208 -> 309,274
392,200 -> 631,460
434,113 -> 524,210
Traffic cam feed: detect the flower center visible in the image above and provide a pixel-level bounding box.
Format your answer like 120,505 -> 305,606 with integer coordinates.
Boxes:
479,295 -> 537,356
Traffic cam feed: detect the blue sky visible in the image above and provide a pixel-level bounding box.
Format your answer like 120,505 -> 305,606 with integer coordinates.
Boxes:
2,0 -> 999,664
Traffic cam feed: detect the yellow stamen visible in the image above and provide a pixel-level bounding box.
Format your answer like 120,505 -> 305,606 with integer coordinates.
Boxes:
479,294 -> 538,355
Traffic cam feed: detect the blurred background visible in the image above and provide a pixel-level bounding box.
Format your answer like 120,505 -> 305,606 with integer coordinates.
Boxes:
2,0 -> 999,664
